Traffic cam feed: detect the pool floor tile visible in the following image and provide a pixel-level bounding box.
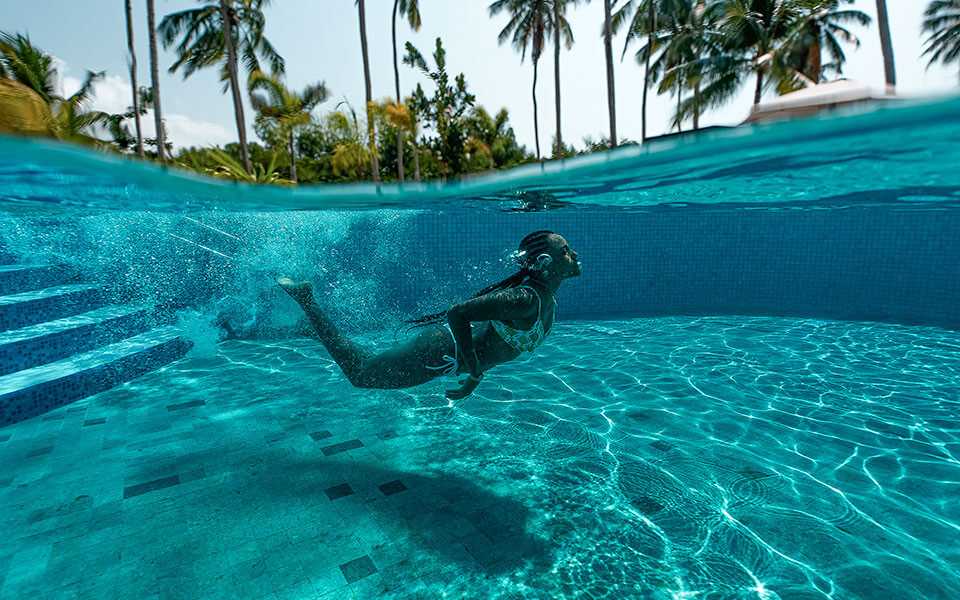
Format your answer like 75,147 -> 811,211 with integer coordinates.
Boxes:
166,399 -> 205,411
321,439 -> 364,456
122,474 -> 181,499
324,483 -> 354,501
25,445 -> 53,458
378,480 -> 407,496
338,555 -> 377,584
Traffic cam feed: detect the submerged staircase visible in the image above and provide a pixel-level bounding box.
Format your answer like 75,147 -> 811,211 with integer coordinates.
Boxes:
0,262 -> 191,427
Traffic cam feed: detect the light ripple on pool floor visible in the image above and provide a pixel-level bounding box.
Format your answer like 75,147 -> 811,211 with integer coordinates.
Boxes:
1,315 -> 958,599
407,315 -> 960,598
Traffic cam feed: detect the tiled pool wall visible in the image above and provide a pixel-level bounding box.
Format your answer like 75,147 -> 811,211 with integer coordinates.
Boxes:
2,204 -> 959,333
396,205 -> 960,328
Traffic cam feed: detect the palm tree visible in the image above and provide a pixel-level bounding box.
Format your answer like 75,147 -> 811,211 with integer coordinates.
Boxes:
489,0 -> 553,160
50,71 -> 111,144
922,0 -> 960,80
604,0 -> 618,147
776,0 -> 870,92
124,0 -> 144,157
683,0 -> 796,119
655,0 -> 716,131
0,33 -> 108,143
875,0 -> 895,92
146,0 -> 166,161
552,0 -> 576,157
0,32 -> 58,102
356,0 -> 382,182
613,0 -> 660,142
248,71 -> 329,183
392,0 -> 421,181
159,0 -> 284,174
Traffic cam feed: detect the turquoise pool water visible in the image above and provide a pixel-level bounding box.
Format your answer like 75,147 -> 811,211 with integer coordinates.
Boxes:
1,98 -> 960,599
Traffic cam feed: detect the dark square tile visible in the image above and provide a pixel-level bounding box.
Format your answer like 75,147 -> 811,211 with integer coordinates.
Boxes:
0,434 -> 10,443
738,466 -> 773,480
0,478 -> 12,488
123,474 -> 181,499
339,555 -> 377,584
321,439 -> 363,456
630,495 -> 665,515
309,430 -> 333,441
650,440 -> 673,452
83,418 -> 107,427
166,399 -> 205,411
626,410 -> 651,421
26,445 -> 53,458
324,483 -> 354,501
378,480 -> 407,496
42,412 -> 65,421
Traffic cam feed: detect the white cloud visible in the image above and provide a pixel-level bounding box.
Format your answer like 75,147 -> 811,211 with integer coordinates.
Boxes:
142,111 -> 232,150
60,73 -> 132,115
55,57 -> 232,150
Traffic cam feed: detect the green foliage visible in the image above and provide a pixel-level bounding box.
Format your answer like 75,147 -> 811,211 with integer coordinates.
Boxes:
158,0 -> 284,83
489,0 -> 552,62
923,0 -> 960,74
104,87 -> 169,155
618,0 -> 874,127
0,33 -> 113,144
404,38 -> 480,177
248,71 -> 328,132
248,70 -> 329,180
0,32 -> 58,102
178,146 -> 292,184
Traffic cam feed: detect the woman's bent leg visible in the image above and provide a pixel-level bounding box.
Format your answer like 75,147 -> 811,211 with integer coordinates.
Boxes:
279,278 -> 451,389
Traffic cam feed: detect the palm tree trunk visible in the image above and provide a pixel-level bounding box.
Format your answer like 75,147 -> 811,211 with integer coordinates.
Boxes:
220,0 -> 251,174
358,0 -> 381,183
532,60 -> 541,160
641,2 -> 655,143
753,67 -> 763,106
146,0 -> 165,162
875,0 -> 896,93
676,82 -> 683,133
413,138 -> 421,181
391,0 -> 405,181
603,0 -> 617,148
807,35 -> 822,84
553,0 -> 562,158
693,81 -> 700,130
124,0 -> 144,158
289,130 -> 298,183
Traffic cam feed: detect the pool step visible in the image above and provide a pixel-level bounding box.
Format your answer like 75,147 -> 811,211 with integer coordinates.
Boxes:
0,283 -> 104,331
0,326 -> 192,427
0,304 -> 153,376
0,263 -> 71,296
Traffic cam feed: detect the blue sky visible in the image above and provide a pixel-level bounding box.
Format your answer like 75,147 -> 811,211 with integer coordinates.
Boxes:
2,1 -> 957,150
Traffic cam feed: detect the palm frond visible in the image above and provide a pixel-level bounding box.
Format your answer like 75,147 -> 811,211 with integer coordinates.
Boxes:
399,0 -> 422,30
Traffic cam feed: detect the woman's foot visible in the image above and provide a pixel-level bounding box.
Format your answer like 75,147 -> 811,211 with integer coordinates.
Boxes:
277,277 -> 314,304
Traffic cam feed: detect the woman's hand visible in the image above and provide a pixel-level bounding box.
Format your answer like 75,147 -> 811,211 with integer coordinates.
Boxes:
446,373 -> 483,400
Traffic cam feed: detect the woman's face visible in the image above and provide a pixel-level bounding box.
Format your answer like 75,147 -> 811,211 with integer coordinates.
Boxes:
543,234 -> 581,278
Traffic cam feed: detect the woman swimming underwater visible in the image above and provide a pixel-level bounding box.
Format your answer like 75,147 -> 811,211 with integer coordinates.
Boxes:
278,230 -> 581,400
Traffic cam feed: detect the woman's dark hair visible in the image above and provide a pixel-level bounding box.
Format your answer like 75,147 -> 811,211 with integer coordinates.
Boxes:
404,230 -> 555,328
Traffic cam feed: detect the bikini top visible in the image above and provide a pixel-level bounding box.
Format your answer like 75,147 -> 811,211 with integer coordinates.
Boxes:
490,285 -> 555,353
